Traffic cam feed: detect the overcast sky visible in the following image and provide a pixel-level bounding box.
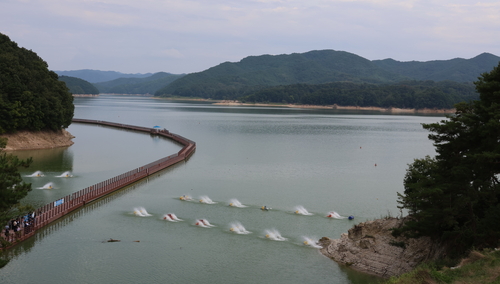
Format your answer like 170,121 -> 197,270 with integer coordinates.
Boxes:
1,0 -> 499,74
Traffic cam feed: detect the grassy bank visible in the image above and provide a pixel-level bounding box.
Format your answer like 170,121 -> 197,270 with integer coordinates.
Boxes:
385,249 -> 500,284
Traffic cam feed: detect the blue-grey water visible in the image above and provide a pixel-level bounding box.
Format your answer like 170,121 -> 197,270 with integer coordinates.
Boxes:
0,95 -> 443,284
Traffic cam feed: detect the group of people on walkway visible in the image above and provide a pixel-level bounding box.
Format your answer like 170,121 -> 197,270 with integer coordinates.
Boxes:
2,212 -> 37,244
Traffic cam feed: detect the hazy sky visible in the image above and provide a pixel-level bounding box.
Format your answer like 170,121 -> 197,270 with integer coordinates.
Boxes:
1,0 -> 499,74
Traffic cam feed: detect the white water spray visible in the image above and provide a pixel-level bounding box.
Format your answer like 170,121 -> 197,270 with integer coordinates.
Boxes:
28,171 -> 44,177
264,229 -> 287,241
195,219 -> 214,227
326,211 -> 346,219
294,205 -> 313,215
133,207 -> 151,217
39,182 -> 54,189
56,171 -> 73,178
229,222 -> 251,234
302,237 -> 322,248
163,213 -> 182,222
228,199 -> 247,208
199,196 -> 216,204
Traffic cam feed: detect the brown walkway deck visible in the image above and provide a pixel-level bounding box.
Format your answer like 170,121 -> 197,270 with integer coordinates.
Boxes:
1,119 -> 196,250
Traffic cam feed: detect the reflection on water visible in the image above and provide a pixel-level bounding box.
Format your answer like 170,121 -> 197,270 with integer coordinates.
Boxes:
13,146 -> 73,173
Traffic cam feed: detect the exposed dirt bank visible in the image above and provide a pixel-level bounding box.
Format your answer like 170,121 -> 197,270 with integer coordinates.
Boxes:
213,101 -> 454,113
319,217 -> 445,278
1,129 -> 75,151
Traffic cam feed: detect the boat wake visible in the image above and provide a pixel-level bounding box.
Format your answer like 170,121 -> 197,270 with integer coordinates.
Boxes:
28,171 -> 44,177
326,211 -> 346,219
38,182 -> 54,189
294,206 -> 313,216
264,229 -> 287,241
229,222 -> 251,234
228,199 -> 247,208
199,196 -> 217,204
133,207 -> 152,217
195,219 -> 215,227
163,213 -> 182,222
302,237 -> 322,248
56,171 -> 73,178
179,195 -> 193,201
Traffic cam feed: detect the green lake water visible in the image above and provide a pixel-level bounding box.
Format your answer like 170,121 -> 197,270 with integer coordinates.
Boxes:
0,95 -> 443,284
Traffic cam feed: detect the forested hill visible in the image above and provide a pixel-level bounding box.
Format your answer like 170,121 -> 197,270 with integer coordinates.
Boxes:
93,72 -> 185,94
0,33 -> 74,133
240,81 -> 477,109
59,76 -> 99,95
373,53 -> 500,82
154,50 -> 500,109
155,50 -> 406,98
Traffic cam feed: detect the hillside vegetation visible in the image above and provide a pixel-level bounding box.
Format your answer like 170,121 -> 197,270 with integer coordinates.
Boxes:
392,62 -> 500,258
155,50 -> 499,109
155,50 -> 406,99
0,33 -> 74,133
93,72 -> 184,94
58,76 -> 99,95
241,80 -> 476,109
385,249 -> 500,284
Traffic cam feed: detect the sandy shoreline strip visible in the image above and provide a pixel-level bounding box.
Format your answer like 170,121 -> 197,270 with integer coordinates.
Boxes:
212,100 -> 454,113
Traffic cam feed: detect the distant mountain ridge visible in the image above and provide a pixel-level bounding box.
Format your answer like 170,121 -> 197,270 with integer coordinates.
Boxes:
58,76 -> 99,95
54,69 -> 154,83
154,50 -> 500,99
372,52 -> 500,82
93,72 -> 184,94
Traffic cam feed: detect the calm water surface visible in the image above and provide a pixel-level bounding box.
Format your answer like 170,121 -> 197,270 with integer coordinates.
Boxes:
0,96 -> 444,284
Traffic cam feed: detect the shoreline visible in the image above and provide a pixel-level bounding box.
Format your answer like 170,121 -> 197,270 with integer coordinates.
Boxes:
155,97 -> 455,113
1,129 -> 75,151
212,100 -> 455,113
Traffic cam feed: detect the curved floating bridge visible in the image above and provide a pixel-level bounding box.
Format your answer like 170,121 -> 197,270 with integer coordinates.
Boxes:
2,119 -> 196,249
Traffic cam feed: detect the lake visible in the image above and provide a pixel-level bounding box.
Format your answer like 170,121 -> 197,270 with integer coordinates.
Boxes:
0,95 -> 443,284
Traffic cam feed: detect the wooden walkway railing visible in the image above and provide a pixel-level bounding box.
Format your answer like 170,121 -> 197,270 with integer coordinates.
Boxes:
1,119 -> 196,250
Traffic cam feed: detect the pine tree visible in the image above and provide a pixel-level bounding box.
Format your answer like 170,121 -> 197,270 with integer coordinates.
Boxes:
393,62 -> 500,254
0,138 -> 33,225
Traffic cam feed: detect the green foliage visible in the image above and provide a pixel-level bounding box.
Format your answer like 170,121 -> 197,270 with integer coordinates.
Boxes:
394,63 -> 500,255
58,76 -> 99,95
385,250 -> 500,284
0,142 -> 33,225
240,81 -> 477,109
373,53 -> 500,82
0,256 -> 9,268
155,50 -> 406,99
93,72 -> 184,94
155,50 -> 499,106
0,33 -> 74,133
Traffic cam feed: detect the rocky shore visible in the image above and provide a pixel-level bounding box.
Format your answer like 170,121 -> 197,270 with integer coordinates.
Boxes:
1,129 -> 75,151
319,217 -> 445,278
